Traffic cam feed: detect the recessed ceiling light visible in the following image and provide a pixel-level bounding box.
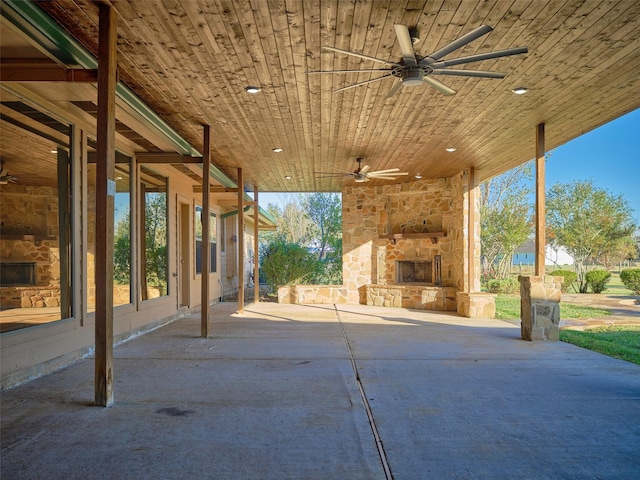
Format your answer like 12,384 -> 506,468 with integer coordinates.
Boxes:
512,87 -> 528,95
245,86 -> 261,94
445,147 -> 457,152
284,175 -> 291,180
415,174 -> 423,179
272,148 -> 283,153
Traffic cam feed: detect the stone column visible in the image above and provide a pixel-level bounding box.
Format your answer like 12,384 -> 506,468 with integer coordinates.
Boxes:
519,275 -> 563,341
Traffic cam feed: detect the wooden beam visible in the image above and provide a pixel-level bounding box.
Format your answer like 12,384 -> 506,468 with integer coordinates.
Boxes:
0,64 -> 99,83
253,186 -> 259,304
136,152 -> 203,164
95,3 -> 117,408
535,123 -> 546,277
467,167 -> 478,292
192,186 -> 239,193
237,168 -> 244,313
201,125 -> 211,338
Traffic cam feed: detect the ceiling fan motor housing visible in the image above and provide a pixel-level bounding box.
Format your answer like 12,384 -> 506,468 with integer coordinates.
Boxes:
398,66 -> 430,86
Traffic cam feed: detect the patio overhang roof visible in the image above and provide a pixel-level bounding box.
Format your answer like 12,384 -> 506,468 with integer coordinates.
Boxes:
1,0 -> 639,191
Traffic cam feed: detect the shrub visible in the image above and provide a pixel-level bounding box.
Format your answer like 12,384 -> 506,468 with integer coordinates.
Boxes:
549,269 -> 578,293
487,277 -> 520,294
260,240 -> 320,293
620,269 -> 640,294
585,270 -> 611,294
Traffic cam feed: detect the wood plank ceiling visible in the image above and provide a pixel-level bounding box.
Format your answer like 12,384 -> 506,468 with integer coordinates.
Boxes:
14,1 -> 640,191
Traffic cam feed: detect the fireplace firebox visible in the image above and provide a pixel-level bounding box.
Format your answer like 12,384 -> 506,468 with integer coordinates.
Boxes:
396,255 -> 442,285
0,262 -> 37,286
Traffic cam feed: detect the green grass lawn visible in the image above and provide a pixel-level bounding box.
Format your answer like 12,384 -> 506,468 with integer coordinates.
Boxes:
560,326 -> 640,365
495,294 -> 640,365
494,294 -> 611,320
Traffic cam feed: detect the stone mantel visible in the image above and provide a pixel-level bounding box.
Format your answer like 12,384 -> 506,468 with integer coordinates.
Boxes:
379,232 -> 446,244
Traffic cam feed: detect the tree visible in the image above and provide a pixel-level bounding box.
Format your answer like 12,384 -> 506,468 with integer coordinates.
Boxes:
546,180 -> 636,293
142,192 -> 168,295
263,197 -> 317,247
260,240 -> 320,293
113,212 -> 131,285
301,193 -> 342,261
595,235 -> 637,270
480,163 -> 534,279
258,193 -> 343,286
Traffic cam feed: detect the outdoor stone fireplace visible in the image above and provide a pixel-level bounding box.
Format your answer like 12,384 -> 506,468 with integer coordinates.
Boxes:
342,175 -> 471,311
278,173 -> 488,317
0,184 -> 61,309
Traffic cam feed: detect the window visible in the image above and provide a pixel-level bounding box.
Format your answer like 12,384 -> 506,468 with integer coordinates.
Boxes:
140,166 -> 168,299
0,101 -> 72,332
87,153 -> 132,310
195,206 -> 216,274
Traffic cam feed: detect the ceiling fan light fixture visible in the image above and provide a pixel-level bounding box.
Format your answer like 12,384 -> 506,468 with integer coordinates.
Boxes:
401,67 -> 424,86
512,87 -> 528,94
245,86 -> 261,94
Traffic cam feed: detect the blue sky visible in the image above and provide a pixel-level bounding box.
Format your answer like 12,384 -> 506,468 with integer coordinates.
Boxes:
546,108 -> 639,222
258,108 -> 640,223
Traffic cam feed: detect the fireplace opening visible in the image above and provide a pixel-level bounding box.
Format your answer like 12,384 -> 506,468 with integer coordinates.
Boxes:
397,261 -> 432,284
0,262 -> 37,286
396,256 -> 442,285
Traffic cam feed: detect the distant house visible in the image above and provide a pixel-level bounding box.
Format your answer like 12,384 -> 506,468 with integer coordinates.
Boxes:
512,239 -> 574,266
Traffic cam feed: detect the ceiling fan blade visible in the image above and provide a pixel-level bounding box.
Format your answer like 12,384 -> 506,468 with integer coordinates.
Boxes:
315,173 -> 353,177
334,74 -> 393,92
359,165 -> 371,174
394,24 -> 417,66
386,80 -> 403,98
307,68 -> 391,74
432,69 -> 506,79
422,76 -> 456,95
323,46 -> 399,66
369,168 -> 400,174
428,47 -> 528,68
423,25 -> 493,63
369,172 -> 409,177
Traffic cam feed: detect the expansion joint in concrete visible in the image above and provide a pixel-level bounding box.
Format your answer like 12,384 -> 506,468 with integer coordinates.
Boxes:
332,304 -> 394,480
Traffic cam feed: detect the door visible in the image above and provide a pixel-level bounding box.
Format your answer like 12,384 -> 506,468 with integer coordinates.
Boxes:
178,201 -> 191,307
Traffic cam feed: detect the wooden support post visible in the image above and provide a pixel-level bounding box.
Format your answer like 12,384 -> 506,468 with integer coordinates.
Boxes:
467,167 -> 478,293
201,125 -> 211,337
57,147 -> 72,318
535,123 -> 546,277
95,3 -> 117,407
237,169 -> 244,313
253,186 -> 260,304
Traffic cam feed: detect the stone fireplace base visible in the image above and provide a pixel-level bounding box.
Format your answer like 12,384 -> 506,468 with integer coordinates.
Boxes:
365,284 -> 457,311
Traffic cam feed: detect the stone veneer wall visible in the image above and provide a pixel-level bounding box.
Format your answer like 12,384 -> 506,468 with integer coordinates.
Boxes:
342,175 -> 468,305
1,185 -> 60,289
278,285 -> 348,305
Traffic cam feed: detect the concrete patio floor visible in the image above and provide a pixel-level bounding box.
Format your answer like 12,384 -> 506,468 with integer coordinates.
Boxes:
1,302 -> 639,479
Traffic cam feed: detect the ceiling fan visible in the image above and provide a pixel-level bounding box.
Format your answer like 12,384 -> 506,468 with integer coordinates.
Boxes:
308,24 -> 527,96
316,158 -> 409,183
0,160 -> 17,185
